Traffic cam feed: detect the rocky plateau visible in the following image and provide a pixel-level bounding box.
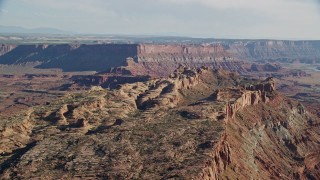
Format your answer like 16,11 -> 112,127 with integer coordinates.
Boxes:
0,39 -> 320,179
0,67 -> 319,179
1,40 -> 319,74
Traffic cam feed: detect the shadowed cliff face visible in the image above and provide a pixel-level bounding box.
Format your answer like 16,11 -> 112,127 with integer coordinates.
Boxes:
0,44 -> 138,72
1,40 -> 319,73
0,67 -> 318,179
0,43 -> 234,73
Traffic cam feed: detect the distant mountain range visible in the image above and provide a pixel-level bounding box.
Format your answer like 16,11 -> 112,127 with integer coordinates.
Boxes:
0,25 -> 74,34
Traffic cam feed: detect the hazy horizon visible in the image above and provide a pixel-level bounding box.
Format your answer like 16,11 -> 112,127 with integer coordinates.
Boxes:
0,0 -> 320,39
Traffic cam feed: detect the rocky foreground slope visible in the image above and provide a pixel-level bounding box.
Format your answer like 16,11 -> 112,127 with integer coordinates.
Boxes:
0,67 -> 319,179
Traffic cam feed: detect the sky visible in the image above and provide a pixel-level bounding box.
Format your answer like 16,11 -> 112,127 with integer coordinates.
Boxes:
0,0 -> 320,39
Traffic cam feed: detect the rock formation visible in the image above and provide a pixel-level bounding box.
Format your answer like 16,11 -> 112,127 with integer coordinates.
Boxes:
249,63 -> 281,72
0,109 -> 34,155
71,74 -> 150,89
0,44 -> 16,56
1,40 -> 319,75
264,70 -> 312,78
1,66 -> 318,179
0,44 -> 138,72
227,40 -> 320,61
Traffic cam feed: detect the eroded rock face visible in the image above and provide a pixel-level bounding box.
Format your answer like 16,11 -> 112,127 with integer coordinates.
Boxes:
223,95 -> 320,179
129,44 -> 245,76
0,67 -> 319,179
242,77 -> 276,92
0,109 -> 34,155
0,43 -> 255,76
23,74 -> 58,79
250,63 -> 281,72
264,69 -> 312,78
199,133 -> 232,180
227,40 -> 320,61
136,66 -> 207,110
138,44 -> 227,56
71,74 -> 150,89
1,41 -> 320,73
0,44 -> 16,56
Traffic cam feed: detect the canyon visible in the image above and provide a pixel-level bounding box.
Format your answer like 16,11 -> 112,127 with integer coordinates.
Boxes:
1,40 -> 319,74
2,40 -> 317,91
0,67 -> 318,179
0,38 -> 320,179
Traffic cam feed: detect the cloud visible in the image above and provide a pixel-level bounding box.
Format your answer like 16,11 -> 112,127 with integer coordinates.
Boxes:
317,0 -> 320,10
160,0 -> 319,21
17,0 -> 320,19
0,0 -> 6,14
1,0 -> 319,39
20,0 -> 107,14
0,8 -> 8,13
160,0 -> 267,9
160,0 -> 315,9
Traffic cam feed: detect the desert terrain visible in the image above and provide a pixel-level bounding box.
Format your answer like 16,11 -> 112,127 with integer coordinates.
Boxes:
0,38 -> 319,179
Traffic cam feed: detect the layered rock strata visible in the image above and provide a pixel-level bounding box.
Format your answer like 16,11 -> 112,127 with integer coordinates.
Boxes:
1,40 -> 319,74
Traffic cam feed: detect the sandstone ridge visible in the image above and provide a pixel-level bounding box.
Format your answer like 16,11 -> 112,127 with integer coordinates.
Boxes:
0,67 -> 319,179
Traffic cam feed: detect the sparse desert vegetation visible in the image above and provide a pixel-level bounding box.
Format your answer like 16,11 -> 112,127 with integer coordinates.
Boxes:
1,0 -> 320,178
0,38 -> 319,179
